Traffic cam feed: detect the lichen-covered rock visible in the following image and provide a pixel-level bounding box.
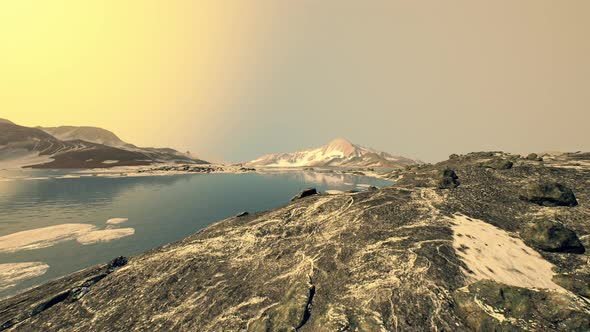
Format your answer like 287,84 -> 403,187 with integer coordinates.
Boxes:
438,169 -> 460,189
521,220 -> 585,254
519,182 -> 578,206
454,280 -> 590,331
291,188 -> 318,201
481,158 -> 513,170
553,274 -> 590,298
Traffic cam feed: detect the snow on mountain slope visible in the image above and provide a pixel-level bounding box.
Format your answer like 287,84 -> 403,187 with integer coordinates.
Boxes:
247,138 -> 418,168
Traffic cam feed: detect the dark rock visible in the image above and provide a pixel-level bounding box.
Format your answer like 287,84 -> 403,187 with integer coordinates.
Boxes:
553,273 -> 590,298
449,153 -> 460,160
521,220 -> 585,253
519,182 -> 578,206
291,188 -> 318,201
107,256 -> 128,273
481,158 -> 513,170
31,291 -> 71,316
367,186 -> 378,191
235,211 -> 249,217
437,169 -> 460,189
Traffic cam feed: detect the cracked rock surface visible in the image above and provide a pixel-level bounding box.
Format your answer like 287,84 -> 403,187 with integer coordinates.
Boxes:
1,151 -> 590,331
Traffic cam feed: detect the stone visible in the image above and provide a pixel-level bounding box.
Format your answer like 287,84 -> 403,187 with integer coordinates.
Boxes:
291,188 -> 318,201
519,182 -> 578,206
521,220 -> 585,254
481,158 -> 513,170
107,256 -> 128,273
437,169 -> 459,189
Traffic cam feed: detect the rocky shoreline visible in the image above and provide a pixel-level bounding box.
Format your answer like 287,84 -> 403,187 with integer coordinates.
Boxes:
1,151 -> 590,331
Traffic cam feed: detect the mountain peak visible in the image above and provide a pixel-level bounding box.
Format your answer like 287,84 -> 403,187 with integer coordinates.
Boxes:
324,138 -> 357,157
327,137 -> 352,146
248,139 -> 417,168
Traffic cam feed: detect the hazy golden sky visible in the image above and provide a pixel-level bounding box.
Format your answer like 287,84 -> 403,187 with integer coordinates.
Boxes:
2,1 -> 589,162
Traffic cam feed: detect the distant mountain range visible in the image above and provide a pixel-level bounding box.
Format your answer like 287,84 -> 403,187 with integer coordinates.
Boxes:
0,119 -> 208,169
247,138 -> 418,168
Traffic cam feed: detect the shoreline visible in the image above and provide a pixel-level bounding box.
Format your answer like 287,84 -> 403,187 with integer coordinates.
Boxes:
0,163 -> 400,182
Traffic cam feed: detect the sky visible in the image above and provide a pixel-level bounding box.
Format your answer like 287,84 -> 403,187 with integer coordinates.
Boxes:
1,1 -> 589,163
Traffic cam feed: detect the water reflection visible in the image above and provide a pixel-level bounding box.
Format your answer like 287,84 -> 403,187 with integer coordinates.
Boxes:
0,170 -> 391,299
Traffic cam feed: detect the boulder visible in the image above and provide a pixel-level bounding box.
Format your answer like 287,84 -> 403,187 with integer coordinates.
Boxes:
521,220 -> 585,254
454,280 -> 590,331
437,169 -> 459,189
108,256 -> 128,273
519,182 -> 578,206
526,153 -> 543,161
481,158 -> 513,170
291,188 -> 318,201
367,186 -> 378,191
235,211 -> 249,218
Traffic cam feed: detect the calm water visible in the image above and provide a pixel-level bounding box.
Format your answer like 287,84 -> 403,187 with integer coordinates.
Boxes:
0,169 -> 391,298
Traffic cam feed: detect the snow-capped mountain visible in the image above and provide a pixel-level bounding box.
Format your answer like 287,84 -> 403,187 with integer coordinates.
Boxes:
247,138 -> 418,168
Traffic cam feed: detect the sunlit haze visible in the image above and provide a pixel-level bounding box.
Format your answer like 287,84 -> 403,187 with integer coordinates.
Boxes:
2,1 -> 589,162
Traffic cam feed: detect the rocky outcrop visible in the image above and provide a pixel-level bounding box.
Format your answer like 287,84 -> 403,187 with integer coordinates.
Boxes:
454,280 -> 590,331
290,188 -> 318,201
519,182 -> 578,206
521,220 -> 585,254
526,153 -> 543,161
438,169 -> 460,189
1,151 -> 589,331
1,257 -> 127,331
481,158 -> 513,170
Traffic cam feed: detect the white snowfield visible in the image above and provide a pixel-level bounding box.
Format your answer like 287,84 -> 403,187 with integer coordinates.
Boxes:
248,138 -> 417,168
451,214 -> 563,290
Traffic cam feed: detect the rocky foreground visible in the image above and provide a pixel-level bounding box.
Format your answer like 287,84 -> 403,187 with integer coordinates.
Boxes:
2,152 -> 590,331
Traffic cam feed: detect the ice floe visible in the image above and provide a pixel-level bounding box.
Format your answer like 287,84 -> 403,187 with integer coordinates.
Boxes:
0,262 -> 49,292
76,228 -> 135,245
